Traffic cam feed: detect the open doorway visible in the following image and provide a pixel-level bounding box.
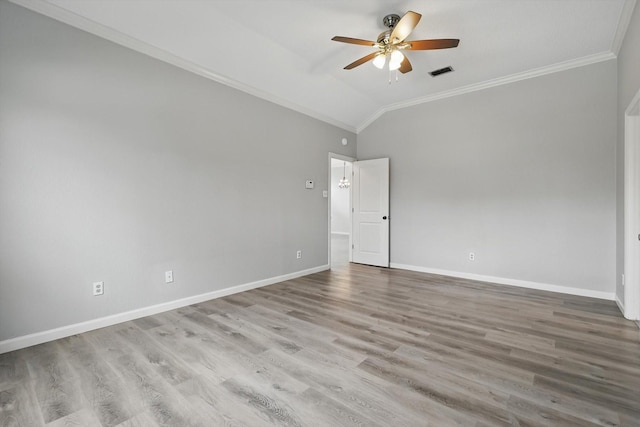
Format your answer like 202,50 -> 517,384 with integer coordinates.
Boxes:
329,154 -> 354,268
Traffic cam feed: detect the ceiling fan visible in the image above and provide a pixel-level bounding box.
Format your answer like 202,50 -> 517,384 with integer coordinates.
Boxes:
332,11 -> 460,74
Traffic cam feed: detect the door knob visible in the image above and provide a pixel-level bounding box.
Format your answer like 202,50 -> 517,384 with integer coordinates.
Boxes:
382,216 -> 387,220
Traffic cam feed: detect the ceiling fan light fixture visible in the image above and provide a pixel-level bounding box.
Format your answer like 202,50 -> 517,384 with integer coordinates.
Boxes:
331,11 -> 460,75
390,50 -> 404,63
372,54 -> 386,69
388,50 -> 404,70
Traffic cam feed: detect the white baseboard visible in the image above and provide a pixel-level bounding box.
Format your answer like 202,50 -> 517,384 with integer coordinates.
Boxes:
0,265 -> 329,354
331,232 -> 350,236
618,295 -> 640,323
390,263 -> 615,301
616,295 -> 625,315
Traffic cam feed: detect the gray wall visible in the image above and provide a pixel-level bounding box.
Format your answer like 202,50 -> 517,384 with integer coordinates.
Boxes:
358,60 -> 617,293
0,1 -> 355,342
617,2 -> 640,301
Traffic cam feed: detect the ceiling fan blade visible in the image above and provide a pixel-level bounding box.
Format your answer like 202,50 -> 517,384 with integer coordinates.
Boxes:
399,56 -> 412,74
390,11 -> 421,44
332,36 -> 376,46
344,52 -> 379,70
404,39 -> 460,50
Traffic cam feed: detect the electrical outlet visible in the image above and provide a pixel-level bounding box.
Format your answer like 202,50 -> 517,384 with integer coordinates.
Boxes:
165,270 -> 174,283
296,250 -> 302,259
93,281 -> 104,296
469,252 -> 475,261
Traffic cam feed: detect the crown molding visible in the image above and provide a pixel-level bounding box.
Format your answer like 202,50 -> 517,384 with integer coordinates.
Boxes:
612,0 -> 638,55
357,51 -> 616,133
7,0 -> 357,133
356,108 -> 386,134
7,0 -> 626,136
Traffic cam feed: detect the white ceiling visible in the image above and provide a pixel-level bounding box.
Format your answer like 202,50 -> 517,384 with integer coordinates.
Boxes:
11,0 -> 635,132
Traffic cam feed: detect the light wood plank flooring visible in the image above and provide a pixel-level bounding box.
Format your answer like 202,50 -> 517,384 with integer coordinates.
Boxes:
1,264 -> 639,426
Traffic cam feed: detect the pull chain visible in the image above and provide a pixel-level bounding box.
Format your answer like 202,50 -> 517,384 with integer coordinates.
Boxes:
388,69 -> 400,85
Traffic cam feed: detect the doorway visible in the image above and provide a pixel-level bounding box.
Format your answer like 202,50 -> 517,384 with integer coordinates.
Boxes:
329,154 -> 354,268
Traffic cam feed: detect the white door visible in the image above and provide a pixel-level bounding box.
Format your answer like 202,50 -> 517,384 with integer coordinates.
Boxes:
352,158 -> 389,267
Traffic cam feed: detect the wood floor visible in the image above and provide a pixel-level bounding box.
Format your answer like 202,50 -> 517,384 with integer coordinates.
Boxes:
1,264 -> 639,426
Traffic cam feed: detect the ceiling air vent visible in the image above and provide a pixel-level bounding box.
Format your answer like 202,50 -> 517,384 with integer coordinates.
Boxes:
429,66 -> 454,77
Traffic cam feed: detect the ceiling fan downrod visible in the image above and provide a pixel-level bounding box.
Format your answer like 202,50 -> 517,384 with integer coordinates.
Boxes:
382,14 -> 401,29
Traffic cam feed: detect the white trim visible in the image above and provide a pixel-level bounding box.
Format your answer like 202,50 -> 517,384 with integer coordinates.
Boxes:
331,231 -> 350,236
623,89 -> 640,321
8,0 -> 623,136
611,0 -> 638,55
357,52 -> 615,133
625,88 -> 640,116
616,295 -> 626,315
390,263 -> 616,301
0,265 -> 329,354
357,110 -> 386,135
7,0 -> 356,134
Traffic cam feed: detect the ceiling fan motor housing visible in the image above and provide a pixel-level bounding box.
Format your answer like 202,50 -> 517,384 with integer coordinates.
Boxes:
378,14 -> 401,45
377,30 -> 391,45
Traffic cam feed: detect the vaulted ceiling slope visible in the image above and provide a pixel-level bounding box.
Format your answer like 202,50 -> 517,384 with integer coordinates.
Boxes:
9,0 -> 636,133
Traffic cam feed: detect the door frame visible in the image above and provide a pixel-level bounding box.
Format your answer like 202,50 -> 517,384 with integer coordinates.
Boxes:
328,152 -> 356,267
623,88 -> 640,321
